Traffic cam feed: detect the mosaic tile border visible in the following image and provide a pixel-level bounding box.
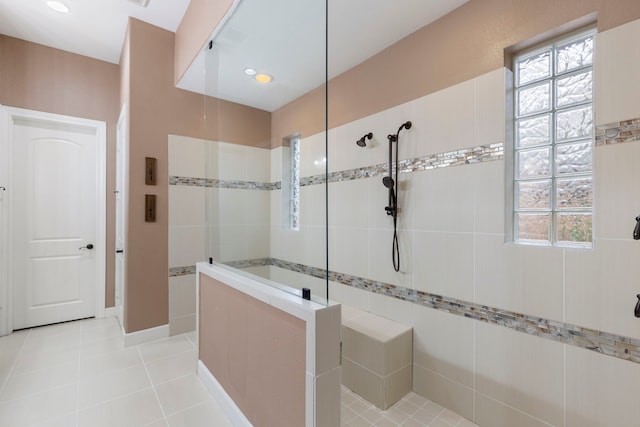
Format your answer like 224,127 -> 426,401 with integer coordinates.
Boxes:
224,258 -> 272,270
194,257 -> 640,365
169,143 -> 504,189
169,265 -> 196,277
169,176 -> 280,190
595,118 -> 640,146
327,269 -> 640,365
300,143 -> 504,186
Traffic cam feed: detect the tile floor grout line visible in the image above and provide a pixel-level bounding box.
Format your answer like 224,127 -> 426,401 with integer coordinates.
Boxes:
184,332 -> 197,349
73,384 -> 156,412
166,398 -> 212,419
77,359 -> 145,383
137,335 -> 194,364
150,370 -> 197,388
142,346 -> 196,367
137,344 -> 170,425
0,329 -> 30,397
0,381 -> 80,405
75,320 -> 85,427
409,414 -> 433,427
141,418 -> 168,427
8,346 -> 83,378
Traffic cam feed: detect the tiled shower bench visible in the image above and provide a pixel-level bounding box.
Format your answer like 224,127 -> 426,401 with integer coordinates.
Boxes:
341,305 -> 413,410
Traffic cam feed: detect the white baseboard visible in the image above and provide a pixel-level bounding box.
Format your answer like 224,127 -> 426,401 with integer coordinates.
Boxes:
104,307 -> 117,318
197,360 -> 252,427
123,324 -> 169,347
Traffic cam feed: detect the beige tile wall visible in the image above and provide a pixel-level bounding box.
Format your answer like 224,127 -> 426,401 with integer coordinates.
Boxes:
168,135 -> 207,335
168,135 -> 272,334
475,324 -> 564,426
565,345 -> 640,427
595,19 -> 640,126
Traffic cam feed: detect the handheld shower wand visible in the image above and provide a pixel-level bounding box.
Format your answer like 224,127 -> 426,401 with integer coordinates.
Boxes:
384,131 -> 397,219
383,175 -> 396,217
383,121 -> 412,272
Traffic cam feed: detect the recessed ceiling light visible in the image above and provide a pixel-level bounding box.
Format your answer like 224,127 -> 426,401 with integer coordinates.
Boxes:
244,68 -> 257,76
46,0 -> 70,13
255,73 -> 273,84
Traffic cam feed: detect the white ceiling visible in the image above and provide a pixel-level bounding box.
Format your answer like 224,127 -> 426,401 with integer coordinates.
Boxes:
178,0 -> 470,111
0,0 -> 190,64
0,0 -> 469,111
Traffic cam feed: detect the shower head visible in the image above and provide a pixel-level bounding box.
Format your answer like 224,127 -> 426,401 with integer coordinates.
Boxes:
356,132 -> 373,147
382,176 -> 394,189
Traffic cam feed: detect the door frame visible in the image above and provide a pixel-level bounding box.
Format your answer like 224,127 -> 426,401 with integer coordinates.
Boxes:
0,106 -> 107,335
115,104 -> 127,328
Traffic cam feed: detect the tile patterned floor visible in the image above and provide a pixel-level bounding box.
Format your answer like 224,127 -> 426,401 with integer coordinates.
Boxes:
0,317 -> 478,426
0,317 -> 231,427
341,386 -> 478,427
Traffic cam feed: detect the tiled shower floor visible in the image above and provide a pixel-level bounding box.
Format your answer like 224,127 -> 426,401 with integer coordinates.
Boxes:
341,386 -> 478,427
0,317 -> 477,426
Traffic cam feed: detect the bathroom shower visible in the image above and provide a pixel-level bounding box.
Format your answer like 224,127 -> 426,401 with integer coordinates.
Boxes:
356,132 -> 373,147
384,121 -> 411,272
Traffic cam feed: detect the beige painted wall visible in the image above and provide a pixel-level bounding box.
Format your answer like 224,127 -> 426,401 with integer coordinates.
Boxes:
0,35 -> 120,308
271,0 -> 640,146
124,18 -> 202,332
204,97 -> 272,148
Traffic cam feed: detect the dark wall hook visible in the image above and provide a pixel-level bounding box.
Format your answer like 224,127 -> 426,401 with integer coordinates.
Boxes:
634,216 -> 640,240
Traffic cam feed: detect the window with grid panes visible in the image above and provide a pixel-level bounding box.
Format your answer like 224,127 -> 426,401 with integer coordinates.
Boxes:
513,29 -> 595,247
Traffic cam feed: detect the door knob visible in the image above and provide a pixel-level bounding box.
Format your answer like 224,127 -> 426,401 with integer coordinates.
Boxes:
80,243 -> 94,250
116,249 -> 123,253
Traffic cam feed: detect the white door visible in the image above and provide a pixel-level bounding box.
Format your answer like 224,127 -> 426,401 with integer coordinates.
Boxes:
11,114 -> 102,329
115,106 -> 127,327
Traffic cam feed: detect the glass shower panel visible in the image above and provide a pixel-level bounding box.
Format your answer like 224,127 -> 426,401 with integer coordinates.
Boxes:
203,0 -> 328,303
